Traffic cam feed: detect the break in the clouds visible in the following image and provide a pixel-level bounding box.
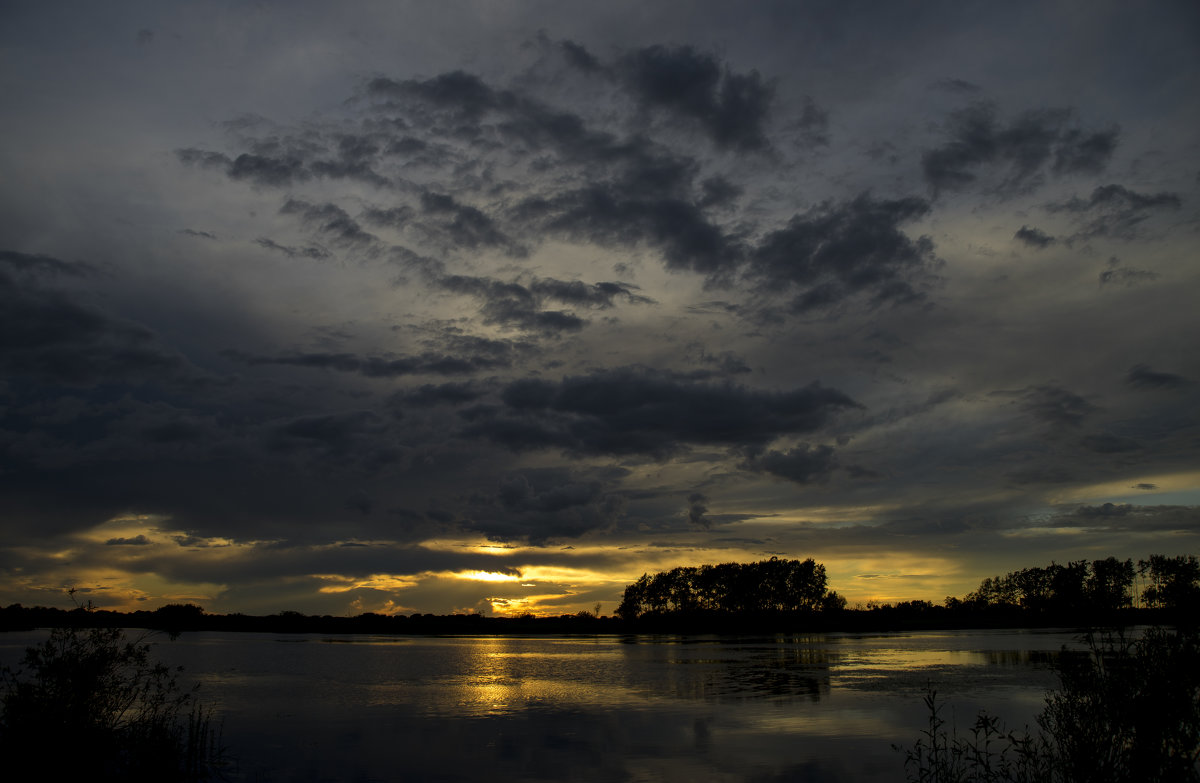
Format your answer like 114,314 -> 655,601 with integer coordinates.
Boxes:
1,1 -> 1198,615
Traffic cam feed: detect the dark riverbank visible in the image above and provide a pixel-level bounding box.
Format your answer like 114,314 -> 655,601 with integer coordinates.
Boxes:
0,601 -> 1185,636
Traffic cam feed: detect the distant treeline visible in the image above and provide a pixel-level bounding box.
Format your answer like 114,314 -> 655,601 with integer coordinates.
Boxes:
1,554 -> 1195,635
614,554 -> 1199,630
0,602 -> 621,635
951,554 -> 1198,614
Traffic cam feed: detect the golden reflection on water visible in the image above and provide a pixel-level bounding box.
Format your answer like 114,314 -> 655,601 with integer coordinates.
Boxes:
836,647 -> 986,671
371,637 -> 632,715
737,707 -> 902,739
354,632 -> 1065,724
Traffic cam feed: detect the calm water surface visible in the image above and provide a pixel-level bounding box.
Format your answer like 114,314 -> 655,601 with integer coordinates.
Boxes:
1,629 -> 1084,782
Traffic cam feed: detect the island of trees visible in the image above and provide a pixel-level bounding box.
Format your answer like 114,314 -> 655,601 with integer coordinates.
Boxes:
0,553 -> 1196,635
615,557 -> 846,617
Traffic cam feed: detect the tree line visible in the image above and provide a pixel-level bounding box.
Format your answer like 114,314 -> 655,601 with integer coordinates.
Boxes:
949,554 -> 1199,615
615,553 -> 1199,627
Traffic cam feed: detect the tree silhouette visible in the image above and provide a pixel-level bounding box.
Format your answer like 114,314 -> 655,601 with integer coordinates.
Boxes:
617,557 -> 835,619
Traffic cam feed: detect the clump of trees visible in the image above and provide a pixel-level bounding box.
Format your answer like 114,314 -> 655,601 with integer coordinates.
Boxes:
616,557 -> 845,620
955,555 -> 1199,616
1140,554 -> 1200,611
0,604 -> 223,781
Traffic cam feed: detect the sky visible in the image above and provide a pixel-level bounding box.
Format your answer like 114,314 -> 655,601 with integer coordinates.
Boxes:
2,0 -> 1198,617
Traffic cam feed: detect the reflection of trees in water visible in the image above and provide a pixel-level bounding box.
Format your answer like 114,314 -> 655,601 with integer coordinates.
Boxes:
622,638 -> 840,703
978,648 -> 1060,668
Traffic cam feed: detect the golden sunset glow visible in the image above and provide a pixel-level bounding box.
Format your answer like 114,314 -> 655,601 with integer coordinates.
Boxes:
455,571 -> 522,583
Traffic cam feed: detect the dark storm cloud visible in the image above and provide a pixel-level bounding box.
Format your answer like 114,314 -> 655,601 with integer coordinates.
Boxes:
369,70 -> 615,166
361,59 -> 838,291
437,333 -> 533,363
922,102 -> 1118,195
698,176 -> 743,208
1010,385 -> 1097,428
390,381 -> 487,408
465,467 -> 627,542
367,70 -> 499,122
418,192 -> 525,255
360,205 -> 415,229
269,410 -> 387,455
105,535 -> 151,546
177,60 -> 938,321
615,44 -> 776,152
308,152 -> 390,187
141,419 -> 208,444
749,195 -> 935,311
280,199 -> 378,249
254,237 -> 332,260
1,249 -> 94,278
517,184 -> 740,277
465,368 -> 860,458
178,132 -> 390,189
551,38 -> 793,153
790,96 -> 830,147
0,260 -> 186,385
435,273 -> 651,335
558,39 -> 601,72
1005,467 -> 1077,486
1046,184 -> 1182,241
229,153 -> 312,187
1013,225 -> 1055,248
435,274 -> 585,334
1079,432 -> 1142,453
226,348 -> 511,377
685,493 -> 710,528
933,78 -> 982,94
1048,503 -> 1200,532
179,229 -> 217,240
528,278 -> 654,308
100,539 -> 556,589
1098,264 -> 1158,287
1126,364 -> 1188,389
176,146 -> 314,189
741,444 -> 838,484
670,351 -> 752,382
175,147 -> 234,171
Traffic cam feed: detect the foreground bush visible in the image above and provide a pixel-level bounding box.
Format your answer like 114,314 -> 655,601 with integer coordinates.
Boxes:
899,626 -> 1200,782
0,621 -> 223,781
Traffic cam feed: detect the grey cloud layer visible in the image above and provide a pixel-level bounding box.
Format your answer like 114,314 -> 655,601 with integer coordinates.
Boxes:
2,2 -> 1198,612
176,44 -> 940,317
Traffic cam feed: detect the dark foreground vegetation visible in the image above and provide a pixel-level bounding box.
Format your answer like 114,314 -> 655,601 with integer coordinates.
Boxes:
0,602 -> 224,782
1,554 -> 1196,636
898,625 -> 1200,782
889,553 -> 1200,781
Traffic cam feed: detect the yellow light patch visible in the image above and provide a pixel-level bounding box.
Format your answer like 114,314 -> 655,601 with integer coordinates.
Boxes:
821,554 -> 967,605
1049,469 -> 1200,504
456,570 -> 521,583
314,573 -> 422,593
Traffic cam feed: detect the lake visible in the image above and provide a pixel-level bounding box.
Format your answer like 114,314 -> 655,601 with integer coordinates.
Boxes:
0,628 -> 1085,782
